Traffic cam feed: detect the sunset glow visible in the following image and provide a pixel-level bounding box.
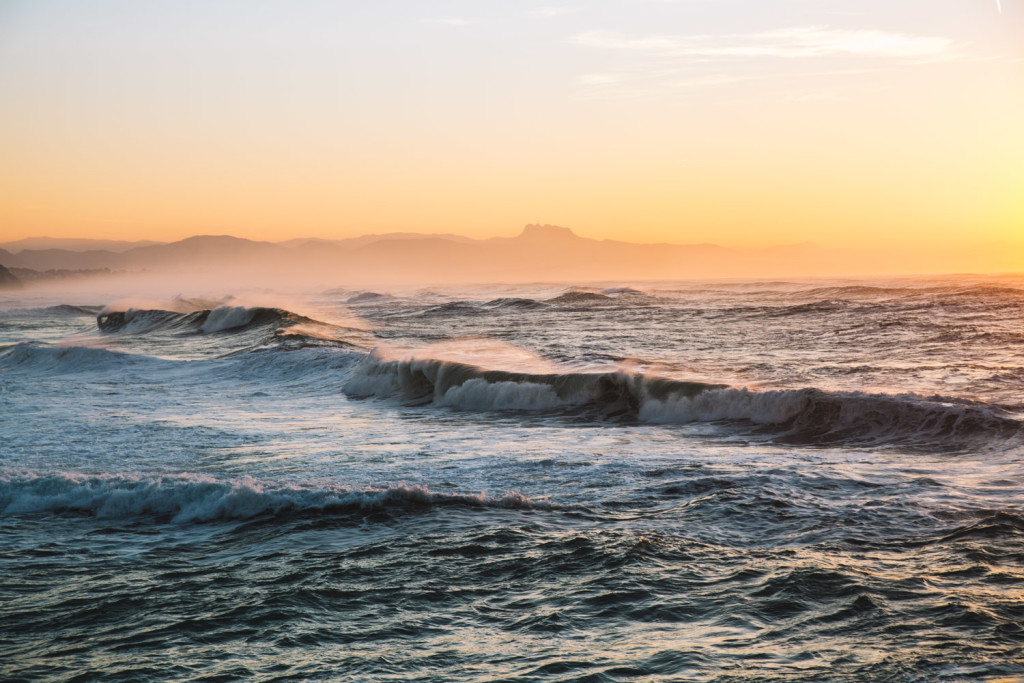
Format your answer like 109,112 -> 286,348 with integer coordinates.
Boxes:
1,0 -> 1021,263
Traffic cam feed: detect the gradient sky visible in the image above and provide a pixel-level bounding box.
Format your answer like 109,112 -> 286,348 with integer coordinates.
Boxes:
1,0 -> 1021,250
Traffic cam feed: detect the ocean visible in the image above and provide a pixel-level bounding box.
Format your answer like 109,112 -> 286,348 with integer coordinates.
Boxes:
1,276 -> 1022,681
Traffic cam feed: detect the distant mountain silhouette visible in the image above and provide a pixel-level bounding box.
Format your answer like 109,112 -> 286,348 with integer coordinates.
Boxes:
514,224 -> 580,242
0,237 -> 164,253
0,263 -> 23,289
0,225 -> 902,284
277,233 -> 477,249
123,235 -> 284,268
4,248 -> 127,271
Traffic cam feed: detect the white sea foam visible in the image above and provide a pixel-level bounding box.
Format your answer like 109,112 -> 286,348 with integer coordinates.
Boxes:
439,378 -> 563,411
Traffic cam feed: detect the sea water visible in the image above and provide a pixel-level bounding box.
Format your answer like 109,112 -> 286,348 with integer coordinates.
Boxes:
1,277 -> 1022,681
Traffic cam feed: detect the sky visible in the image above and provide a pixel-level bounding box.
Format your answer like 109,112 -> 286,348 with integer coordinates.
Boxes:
0,0 -> 1021,254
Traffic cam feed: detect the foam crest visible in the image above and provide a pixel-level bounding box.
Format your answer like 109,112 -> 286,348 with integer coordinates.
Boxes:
0,473 -> 546,523
440,378 -> 563,411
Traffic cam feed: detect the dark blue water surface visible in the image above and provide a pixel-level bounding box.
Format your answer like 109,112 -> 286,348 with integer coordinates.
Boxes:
2,277 -> 1022,681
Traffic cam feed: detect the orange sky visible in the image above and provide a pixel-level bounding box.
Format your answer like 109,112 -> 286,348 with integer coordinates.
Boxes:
0,1 -> 1022,259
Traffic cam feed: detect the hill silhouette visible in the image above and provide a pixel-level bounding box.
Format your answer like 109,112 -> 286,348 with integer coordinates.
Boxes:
1,224 -> 992,284
0,263 -> 23,289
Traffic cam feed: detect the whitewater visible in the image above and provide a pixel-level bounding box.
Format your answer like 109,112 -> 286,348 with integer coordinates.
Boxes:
1,276 -> 1022,681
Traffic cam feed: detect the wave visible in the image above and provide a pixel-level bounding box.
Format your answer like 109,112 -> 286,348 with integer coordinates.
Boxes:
0,341 -> 363,392
797,285 -> 922,300
545,291 -> 613,306
642,387 -> 1022,449
0,304 -> 102,318
482,297 -> 550,310
417,301 -> 484,316
345,351 -> 723,413
344,352 -> 1023,449
96,305 -> 310,335
763,300 -> 854,317
0,473 -> 547,523
795,284 -> 1024,306
345,291 -> 398,305
92,305 -> 367,353
0,342 -> 170,373
544,289 -> 660,307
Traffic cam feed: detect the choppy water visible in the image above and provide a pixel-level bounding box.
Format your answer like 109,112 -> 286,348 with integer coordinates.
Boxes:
1,276 -> 1023,681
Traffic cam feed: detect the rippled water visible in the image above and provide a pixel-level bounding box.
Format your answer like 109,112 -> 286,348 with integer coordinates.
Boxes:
1,276 -> 1022,681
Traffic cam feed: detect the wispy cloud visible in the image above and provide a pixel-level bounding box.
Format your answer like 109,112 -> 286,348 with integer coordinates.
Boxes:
420,18 -> 478,27
574,26 -> 954,60
533,6 -> 580,18
579,71 -> 744,89
575,68 -> 752,100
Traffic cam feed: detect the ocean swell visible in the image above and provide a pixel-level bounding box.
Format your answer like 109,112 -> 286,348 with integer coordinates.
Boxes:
0,473 -> 547,523
644,387 -> 1022,448
0,342 -> 169,373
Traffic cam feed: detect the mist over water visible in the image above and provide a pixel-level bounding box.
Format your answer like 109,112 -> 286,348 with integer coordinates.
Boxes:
2,275 -> 1023,681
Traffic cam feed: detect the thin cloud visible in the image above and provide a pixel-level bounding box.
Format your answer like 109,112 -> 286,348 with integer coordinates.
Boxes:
579,71 -> 744,88
421,18 -> 478,27
574,26 -> 954,60
575,68 -> 751,100
533,6 -> 580,18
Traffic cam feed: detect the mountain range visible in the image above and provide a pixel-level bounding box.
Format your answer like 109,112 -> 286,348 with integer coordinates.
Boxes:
0,225 -> 1010,284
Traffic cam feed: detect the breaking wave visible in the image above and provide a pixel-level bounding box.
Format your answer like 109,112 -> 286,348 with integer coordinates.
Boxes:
344,350 -> 721,415
0,472 -> 549,523
345,352 -> 1023,449
91,305 -> 367,353
96,305 -> 315,335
